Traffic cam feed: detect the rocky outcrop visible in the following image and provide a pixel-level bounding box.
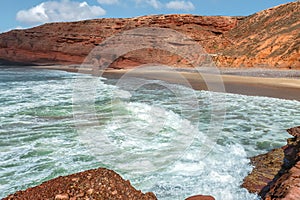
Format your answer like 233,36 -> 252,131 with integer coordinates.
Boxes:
3,168 -> 157,200
243,126 -> 300,200
242,148 -> 285,194
0,2 -> 299,69
265,161 -> 300,200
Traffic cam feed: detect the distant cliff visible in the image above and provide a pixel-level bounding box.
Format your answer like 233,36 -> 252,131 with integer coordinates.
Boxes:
218,1 -> 300,69
0,1 -> 299,69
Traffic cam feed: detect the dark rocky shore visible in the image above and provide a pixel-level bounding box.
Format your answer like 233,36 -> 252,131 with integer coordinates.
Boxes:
243,126 -> 300,199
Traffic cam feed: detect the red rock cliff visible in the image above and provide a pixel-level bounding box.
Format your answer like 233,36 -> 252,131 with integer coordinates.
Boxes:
0,2 -> 299,69
218,1 -> 300,69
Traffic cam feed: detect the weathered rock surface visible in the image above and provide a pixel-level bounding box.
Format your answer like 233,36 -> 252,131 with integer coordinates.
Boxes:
264,161 -> 300,200
0,15 -> 239,67
242,148 -> 285,194
0,2 -> 299,69
243,126 -> 300,200
218,2 -> 300,69
287,126 -> 300,138
3,168 -> 157,200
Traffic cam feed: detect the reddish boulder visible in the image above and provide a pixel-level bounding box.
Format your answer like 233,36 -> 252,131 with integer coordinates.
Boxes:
186,195 -> 215,200
3,168 -> 157,200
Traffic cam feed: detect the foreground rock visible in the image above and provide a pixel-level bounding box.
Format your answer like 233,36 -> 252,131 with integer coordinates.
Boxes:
0,2 -> 299,69
243,126 -> 300,199
242,148 -> 285,194
185,195 -> 215,200
3,168 -> 157,200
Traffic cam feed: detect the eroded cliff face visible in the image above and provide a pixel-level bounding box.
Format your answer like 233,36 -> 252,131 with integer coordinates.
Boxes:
218,1 -> 300,69
0,2 -> 299,69
0,15 -> 239,67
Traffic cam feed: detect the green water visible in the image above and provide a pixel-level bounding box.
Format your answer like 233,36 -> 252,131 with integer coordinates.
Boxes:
0,66 -> 300,200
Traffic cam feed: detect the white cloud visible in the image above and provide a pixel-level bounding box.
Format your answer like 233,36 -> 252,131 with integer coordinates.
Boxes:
134,0 -> 195,11
135,0 -> 163,9
16,0 -> 106,25
97,0 -> 119,5
14,26 -> 25,30
166,0 -> 195,11
147,0 -> 163,9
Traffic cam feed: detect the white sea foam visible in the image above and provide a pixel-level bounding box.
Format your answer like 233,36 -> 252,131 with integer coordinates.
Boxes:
0,68 -> 299,200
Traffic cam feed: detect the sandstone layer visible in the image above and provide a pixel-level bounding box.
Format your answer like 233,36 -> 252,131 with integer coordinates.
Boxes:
243,126 -> 300,200
0,2 -> 299,69
0,15 -> 239,68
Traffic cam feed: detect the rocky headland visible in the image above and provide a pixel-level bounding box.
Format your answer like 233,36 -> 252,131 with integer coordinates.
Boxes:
0,1 -> 299,69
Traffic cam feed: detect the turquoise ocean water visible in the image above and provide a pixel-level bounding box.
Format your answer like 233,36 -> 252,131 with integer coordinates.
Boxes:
0,66 -> 299,200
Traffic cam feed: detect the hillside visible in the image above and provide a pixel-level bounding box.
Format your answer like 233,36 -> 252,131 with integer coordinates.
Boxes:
218,1 -> 300,68
0,1 -> 299,69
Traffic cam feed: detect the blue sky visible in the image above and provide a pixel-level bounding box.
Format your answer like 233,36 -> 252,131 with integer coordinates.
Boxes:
0,0 -> 294,33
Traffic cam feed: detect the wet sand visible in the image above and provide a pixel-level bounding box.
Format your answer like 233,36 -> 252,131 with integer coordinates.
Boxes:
33,66 -> 300,101
102,69 -> 300,101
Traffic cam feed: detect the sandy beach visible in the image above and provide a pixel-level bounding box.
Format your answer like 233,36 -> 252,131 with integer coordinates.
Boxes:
33,66 -> 300,101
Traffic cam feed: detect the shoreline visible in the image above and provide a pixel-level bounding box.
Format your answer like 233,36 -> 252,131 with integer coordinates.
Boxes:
32,66 -> 300,101
2,65 -> 299,199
